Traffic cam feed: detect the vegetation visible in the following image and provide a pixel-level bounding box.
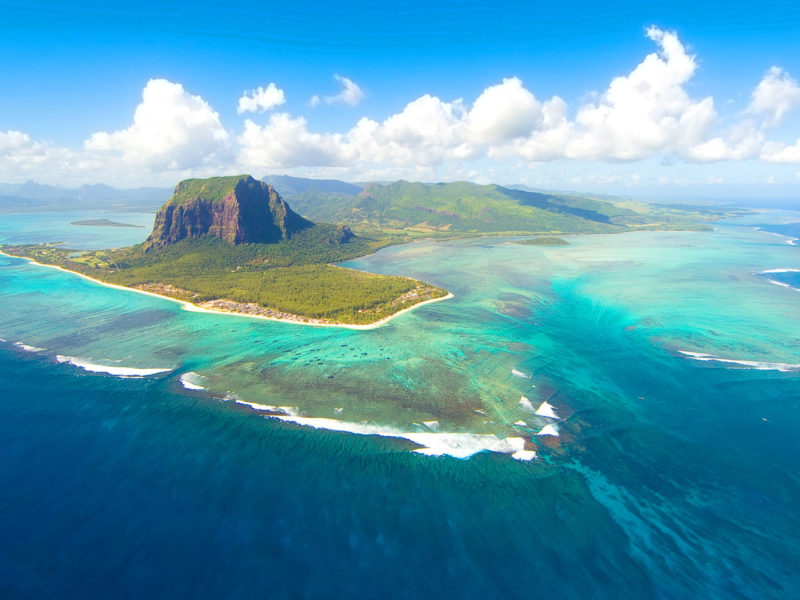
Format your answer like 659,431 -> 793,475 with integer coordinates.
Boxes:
514,237 -> 570,246
168,175 -> 252,205
275,179 -> 722,238
70,219 -> 143,228
2,225 -> 447,325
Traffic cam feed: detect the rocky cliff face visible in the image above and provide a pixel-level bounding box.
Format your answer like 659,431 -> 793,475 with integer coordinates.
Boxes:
144,175 -> 313,250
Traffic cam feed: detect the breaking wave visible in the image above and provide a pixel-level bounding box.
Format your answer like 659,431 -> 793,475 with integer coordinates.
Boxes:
56,355 -> 173,378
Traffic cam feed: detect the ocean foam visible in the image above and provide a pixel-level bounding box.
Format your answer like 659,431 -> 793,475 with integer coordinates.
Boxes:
179,372 -> 208,391
514,420 -> 528,426
679,350 -> 800,372
535,401 -> 559,419
519,396 -> 534,411
14,342 -> 45,353
511,369 -> 532,379
758,270 -> 800,292
537,424 -> 559,437
511,449 -> 537,461
262,414 -> 536,460
56,355 -> 172,377
423,420 -> 440,431
233,400 -> 299,416
755,229 -> 800,245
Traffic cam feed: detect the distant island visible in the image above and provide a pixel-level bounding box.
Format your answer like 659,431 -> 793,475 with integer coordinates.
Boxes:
71,219 -> 144,228
4,175 -> 449,327
514,237 -> 570,246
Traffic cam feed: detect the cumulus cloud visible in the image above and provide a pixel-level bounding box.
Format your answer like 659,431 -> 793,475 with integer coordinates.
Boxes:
567,26 -> 716,160
85,79 -> 230,170
13,28 -> 800,185
237,83 -> 286,114
747,67 -> 800,128
465,77 -> 548,144
239,113 -> 352,169
761,138 -> 800,163
310,74 -> 364,107
0,130 -> 73,179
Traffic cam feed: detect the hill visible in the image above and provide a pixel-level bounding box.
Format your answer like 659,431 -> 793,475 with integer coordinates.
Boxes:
273,179 -> 717,236
0,180 -> 169,212
262,175 -> 362,196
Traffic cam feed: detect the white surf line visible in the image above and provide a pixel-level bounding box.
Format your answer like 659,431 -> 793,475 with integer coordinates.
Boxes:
1,251 -> 454,331
757,269 -> 800,292
536,424 -> 559,437
754,228 -> 799,245
679,350 -> 800,372
231,401 -> 537,461
270,414 -> 538,461
179,372 -> 208,390
232,399 -> 300,416
56,355 -> 173,377
535,401 -> 559,419
14,341 -> 45,353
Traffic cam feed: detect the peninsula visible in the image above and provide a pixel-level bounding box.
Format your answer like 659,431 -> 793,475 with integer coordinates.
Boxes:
3,175 -> 449,326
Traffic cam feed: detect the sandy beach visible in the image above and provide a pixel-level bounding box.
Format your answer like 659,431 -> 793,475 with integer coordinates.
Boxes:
1,251 -> 453,330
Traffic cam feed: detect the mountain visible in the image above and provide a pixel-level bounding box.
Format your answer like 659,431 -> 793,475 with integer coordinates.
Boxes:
283,179 -> 641,234
145,175 -> 314,250
261,174 -> 362,196
0,180 -> 170,212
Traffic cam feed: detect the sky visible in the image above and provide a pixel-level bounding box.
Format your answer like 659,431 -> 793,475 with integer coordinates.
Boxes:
4,0 -> 800,199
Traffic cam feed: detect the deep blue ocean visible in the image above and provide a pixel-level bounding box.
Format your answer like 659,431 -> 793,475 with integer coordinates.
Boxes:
3,212 -> 800,598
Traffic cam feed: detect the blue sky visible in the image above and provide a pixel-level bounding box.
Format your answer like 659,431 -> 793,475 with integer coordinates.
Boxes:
4,0 -> 800,197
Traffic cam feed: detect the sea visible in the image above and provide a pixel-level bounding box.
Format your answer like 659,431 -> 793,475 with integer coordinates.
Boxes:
1,210 -> 799,598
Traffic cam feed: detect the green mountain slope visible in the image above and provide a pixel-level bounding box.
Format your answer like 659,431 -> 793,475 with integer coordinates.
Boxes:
276,179 -> 722,236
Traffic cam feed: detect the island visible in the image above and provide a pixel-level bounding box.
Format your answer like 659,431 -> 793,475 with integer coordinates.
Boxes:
4,175 -> 449,327
2,174 -> 734,326
71,219 -> 144,228
514,236 -> 570,246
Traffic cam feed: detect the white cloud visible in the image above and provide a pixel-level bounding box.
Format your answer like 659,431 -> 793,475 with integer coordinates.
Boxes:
465,77 -> 546,144
237,83 -> 286,114
239,113 -> 352,169
747,67 -> 800,128
311,74 -> 365,107
85,79 -> 230,170
567,26 -> 716,160
0,130 -> 73,180
761,138 -> 800,163
12,29 -> 800,186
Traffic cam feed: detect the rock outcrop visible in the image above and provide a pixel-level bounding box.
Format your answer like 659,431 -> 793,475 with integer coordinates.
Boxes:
144,175 -> 313,250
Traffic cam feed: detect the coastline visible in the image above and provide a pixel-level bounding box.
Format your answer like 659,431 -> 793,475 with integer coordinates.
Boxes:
1,250 -> 453,330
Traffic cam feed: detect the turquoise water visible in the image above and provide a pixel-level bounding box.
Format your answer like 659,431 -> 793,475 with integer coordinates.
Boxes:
0,211 -> 155,249
2,212 -> 800,597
